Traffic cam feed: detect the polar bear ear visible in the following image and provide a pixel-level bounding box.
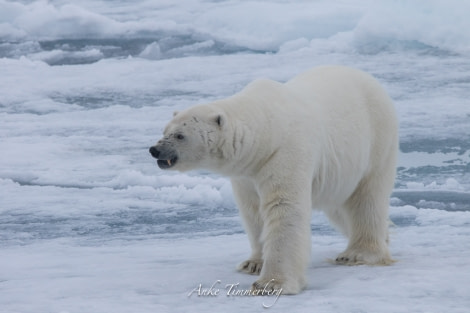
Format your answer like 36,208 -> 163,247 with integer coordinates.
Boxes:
173,110 -> 180,117
214,113 -> 225,127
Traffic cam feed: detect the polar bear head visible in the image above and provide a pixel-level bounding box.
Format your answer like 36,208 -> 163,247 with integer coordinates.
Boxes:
149,105 -> 227,172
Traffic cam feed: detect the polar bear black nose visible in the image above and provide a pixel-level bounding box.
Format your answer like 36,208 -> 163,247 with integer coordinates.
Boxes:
149,146 -> 160,159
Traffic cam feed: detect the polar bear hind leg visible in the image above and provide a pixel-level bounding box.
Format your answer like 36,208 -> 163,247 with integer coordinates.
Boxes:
335,172 -> 395,266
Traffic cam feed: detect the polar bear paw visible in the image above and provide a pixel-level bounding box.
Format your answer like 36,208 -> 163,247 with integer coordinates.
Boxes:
251,277 -> 302,295
335,248 -> 395,266
237,259 -> 263,275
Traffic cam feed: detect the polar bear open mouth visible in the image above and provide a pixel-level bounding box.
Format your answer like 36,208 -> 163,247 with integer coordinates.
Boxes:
157,156 -> 178,169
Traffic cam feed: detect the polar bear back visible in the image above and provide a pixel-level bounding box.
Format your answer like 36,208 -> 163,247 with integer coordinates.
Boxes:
285,66 -> 396,137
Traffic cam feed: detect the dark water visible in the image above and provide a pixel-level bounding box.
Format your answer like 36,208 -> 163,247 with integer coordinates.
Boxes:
0,36 -> 264,66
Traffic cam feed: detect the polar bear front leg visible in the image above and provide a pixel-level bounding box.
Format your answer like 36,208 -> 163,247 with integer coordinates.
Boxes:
231,178 -> 264,275
252,184 -> 312,295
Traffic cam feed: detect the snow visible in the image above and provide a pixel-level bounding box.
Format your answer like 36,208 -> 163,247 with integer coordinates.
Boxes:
1,0 -> 470,312
1,209 -> 469,313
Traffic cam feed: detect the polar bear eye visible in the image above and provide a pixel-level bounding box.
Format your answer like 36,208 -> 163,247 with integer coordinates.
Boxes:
176,134 -> 185,140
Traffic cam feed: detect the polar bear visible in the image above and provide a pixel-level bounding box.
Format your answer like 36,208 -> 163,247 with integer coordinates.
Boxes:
149,66 -> 398,295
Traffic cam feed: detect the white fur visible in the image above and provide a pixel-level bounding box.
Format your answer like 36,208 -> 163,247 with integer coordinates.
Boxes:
151,66 -> 398,294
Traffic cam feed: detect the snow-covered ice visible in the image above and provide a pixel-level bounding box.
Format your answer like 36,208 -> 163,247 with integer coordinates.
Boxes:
1,0 -> 469,312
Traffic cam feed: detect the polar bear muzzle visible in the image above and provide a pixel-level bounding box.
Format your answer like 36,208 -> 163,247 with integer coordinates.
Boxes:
149,146 -> 178,169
